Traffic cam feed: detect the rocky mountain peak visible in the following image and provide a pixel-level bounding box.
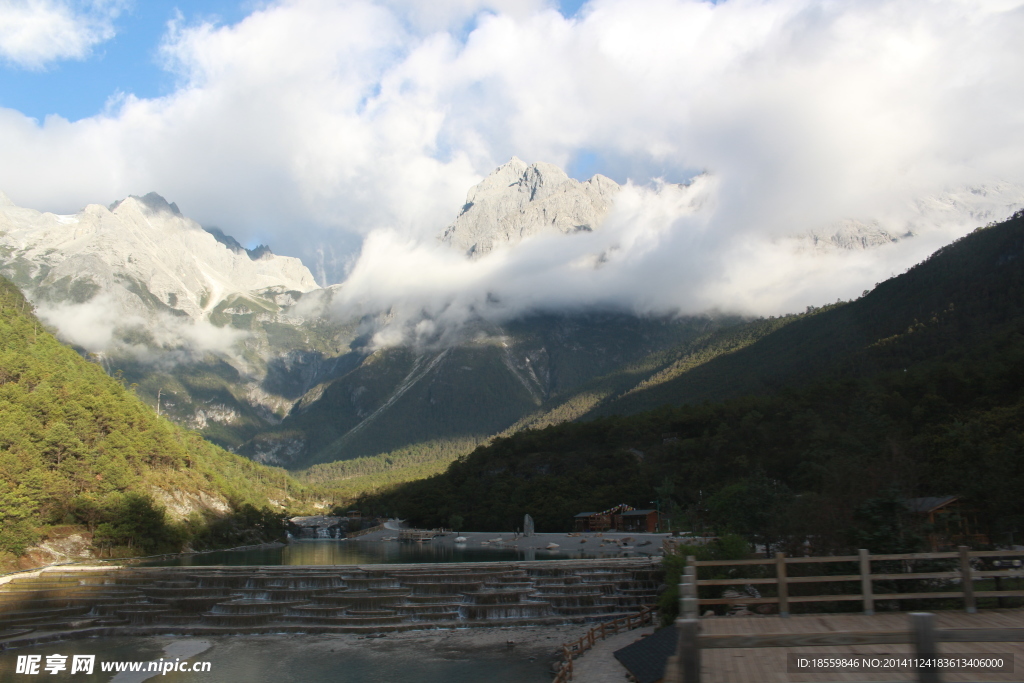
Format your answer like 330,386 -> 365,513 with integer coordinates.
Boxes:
0,190 -> 15,207
109,192 -> 182,217
0,191 -> 318,328
204,226 -> 274,261
440,158 -> 621,257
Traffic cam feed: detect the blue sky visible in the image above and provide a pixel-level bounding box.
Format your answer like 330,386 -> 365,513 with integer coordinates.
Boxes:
0,1 -> 591,123
0,2 -> 247,122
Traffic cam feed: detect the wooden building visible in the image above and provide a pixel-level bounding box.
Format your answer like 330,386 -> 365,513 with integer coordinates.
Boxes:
574,512 -> 615,532
619,509 -> 661,533
904,496 -> 988,551
574,506 -> 664,533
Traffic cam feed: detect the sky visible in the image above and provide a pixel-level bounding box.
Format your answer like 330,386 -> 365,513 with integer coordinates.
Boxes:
2,0 -> 1024,342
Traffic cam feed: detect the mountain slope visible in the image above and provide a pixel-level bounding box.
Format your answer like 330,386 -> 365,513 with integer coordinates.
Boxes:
245,313 -> 730,468
591,210 -> 1024,416
362,210 -> 1024,542
0,275 -> 312,565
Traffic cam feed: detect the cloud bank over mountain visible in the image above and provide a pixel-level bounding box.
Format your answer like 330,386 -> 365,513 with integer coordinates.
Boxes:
336,173 -> 1024,349
1,0 -> 1023,325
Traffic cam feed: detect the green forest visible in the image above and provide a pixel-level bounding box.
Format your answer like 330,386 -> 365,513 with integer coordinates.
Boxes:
0,277 -> 315,569
360,210 -> 1024,553
296,437 -> 482,499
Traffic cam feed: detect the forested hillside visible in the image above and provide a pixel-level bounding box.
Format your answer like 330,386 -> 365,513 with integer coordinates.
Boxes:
288,315 -> 766,497
0,277 -> 313,567
592,213 -> 1024,416
363,211 -> 1024,551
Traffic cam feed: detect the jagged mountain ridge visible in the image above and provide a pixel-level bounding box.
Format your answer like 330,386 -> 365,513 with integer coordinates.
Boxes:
203,224 -> 273,261
0,190 -> 316,322
439,157 -> 620,256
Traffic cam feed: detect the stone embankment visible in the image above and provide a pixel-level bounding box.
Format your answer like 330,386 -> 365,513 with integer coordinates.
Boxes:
0,559 -> 661,650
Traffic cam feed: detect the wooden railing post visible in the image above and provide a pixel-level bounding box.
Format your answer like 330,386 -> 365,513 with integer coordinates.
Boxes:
681,560 -> 699,619
775,552 -> 790,617
677,618 -> 701,683
958,546 -> 976,613
910,612 -> 941,683
859,548 -> 874,615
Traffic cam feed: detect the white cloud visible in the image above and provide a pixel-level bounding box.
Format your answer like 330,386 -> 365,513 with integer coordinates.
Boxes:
36,292 -> 124,351
0,0 -> 124,69
1,0 -> 1023,332
37,293 -> 249,362
332,175 -> 1024,350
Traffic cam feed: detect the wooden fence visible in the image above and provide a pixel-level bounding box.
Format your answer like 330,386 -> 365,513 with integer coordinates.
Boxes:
688,547 -> 1024,616
665,547 -> 1024,682
552,606 -> 657,683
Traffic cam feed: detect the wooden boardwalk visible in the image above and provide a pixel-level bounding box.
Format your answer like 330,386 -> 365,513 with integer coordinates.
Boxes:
698,610 -> 1024,682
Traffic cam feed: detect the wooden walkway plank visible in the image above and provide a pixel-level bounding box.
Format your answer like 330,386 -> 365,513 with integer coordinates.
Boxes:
695,609 -> 1023,682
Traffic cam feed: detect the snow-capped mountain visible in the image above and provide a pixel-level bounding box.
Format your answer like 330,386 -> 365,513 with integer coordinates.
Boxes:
0,190 -> 317,321
439,157 -> 620,256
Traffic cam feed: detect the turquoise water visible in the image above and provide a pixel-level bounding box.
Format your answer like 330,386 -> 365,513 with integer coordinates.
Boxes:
140,540 -> 612,566
0,635 -> 554,683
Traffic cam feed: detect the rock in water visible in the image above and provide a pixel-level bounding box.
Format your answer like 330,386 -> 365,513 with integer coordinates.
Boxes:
439,157 -> 620,257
